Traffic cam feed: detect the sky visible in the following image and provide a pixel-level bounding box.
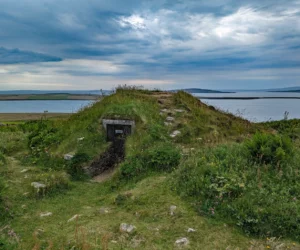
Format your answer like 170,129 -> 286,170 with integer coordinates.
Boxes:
0,0 -> 300,90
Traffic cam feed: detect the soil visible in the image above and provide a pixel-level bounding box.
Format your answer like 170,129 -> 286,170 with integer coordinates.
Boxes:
87,139 -> 125,177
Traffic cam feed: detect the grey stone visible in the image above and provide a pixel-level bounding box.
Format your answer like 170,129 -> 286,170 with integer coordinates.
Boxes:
175,238 -> 189,247
120,223 -> 136,234
170,205 -> 177,216
166,116 -> 175,122
99,207 -> 110,214
31,182 -> 46,189
40,212 -> 52,217
64,154 -> 74,160
68,214 -> 81,222
77,137 -> 85,141
187,228 -> 196,233
170,130 -> 181,138
174,109 -> 185,113
20,169 -> 28,173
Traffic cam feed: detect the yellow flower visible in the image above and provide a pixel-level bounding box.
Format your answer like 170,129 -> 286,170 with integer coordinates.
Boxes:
266,246 -> 270,249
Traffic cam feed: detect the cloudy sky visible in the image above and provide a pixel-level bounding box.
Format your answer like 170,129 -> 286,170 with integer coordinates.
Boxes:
1,0 -> 300,90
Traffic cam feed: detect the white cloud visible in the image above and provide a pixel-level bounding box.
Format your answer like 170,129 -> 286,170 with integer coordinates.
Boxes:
118,6 -> 300,51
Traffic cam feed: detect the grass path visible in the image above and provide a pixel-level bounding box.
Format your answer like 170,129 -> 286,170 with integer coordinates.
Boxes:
1,157 -> 276,249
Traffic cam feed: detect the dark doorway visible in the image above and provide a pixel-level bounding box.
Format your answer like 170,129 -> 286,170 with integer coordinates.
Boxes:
106,124 -> 132,141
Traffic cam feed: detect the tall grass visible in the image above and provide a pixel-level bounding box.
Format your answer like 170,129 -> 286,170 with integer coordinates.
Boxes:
172,132 -> 300,240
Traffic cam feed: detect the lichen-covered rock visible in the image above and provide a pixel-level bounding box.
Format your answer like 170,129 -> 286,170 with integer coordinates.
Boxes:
64,154 -> 74,160
175,238 -> 189,247
170,130 -> 181,138
170,205 -> 177,216
31,182 -> 46,189
120,223 -> 136,234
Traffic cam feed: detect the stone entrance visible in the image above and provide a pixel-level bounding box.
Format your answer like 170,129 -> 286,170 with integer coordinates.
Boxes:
102,119 -> 135,141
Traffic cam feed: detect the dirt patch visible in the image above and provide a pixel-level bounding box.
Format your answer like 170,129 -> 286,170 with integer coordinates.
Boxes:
86,139 -> 125,177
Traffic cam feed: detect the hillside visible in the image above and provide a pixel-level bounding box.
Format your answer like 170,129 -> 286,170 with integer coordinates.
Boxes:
0,88 -> 300,249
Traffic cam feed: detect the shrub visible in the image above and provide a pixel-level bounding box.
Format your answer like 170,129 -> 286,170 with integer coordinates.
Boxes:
173,143 -> 300,240
0,152 -> 5,165
245,132 -> 293,166
120,143 -> 181,179
66,152 -> 90,179
0,178 -> 7,220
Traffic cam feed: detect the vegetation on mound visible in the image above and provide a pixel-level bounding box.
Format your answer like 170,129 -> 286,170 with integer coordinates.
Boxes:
173,132 -> 300,240
0,88 -> 300,248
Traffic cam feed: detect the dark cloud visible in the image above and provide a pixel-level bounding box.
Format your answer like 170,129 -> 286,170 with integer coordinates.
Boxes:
0,0 -> 300,89
0,47 -> 62,64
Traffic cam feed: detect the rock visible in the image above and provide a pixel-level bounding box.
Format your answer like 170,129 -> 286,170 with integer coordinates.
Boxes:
170,130 -> 181,138
161,109 -> 170,113
68,214 -> 81,222
164,122 -> 172,126
99,207 -> 110,214
187,228 -> 196,233
31,182 -> 46,189
166,116 -> 175,122
77,137 -> 85,141
120,223 -> 136,234
170,205 -> 177,216
175,238 -> 189,247
174,109 -> 185,113
40,212 -> 52,217
20,169 -> 28,173
64,154 -> 74,160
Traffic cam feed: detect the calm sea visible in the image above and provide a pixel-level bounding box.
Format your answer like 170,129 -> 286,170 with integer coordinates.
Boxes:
193,92 -> 300,122
1,93 -> 300,122
0,100 -> 94,113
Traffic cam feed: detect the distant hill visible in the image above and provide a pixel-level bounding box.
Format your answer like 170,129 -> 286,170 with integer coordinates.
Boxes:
220,86 -> 300,92
0,90 -> 112,95
171,88 -> 234,93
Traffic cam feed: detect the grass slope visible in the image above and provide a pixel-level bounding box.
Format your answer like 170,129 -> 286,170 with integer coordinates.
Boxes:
0,88 -> 299,249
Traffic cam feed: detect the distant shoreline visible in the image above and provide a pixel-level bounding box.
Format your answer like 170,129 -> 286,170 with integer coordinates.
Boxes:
198,97 -> 300,100
0,94 -> 101,101
0,113 -> 71,122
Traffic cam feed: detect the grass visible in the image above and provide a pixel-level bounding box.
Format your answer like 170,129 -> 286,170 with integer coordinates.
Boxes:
0,88 -> 300,249
0,113 -> 71,122
1,157 -> 287,249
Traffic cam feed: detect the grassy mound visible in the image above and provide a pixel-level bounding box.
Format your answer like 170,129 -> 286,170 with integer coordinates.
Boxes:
0,88 -> 300,248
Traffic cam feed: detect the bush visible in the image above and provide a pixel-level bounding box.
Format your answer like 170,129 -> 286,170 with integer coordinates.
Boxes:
173,143 -> 300,240
245,132 -> 293,166
66,152 -> 90,179
0,152 -> 5,165
0,178 -> 7,219
120,143 -> 181,179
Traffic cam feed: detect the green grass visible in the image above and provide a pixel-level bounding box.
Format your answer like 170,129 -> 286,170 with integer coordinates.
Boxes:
1,157 -> 288,249
1,89 -> 300,249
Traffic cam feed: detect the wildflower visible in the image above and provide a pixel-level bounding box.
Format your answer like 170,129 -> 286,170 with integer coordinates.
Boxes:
266,246 -> 270,249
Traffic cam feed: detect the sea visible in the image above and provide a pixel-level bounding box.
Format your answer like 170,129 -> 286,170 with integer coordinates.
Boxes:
0,92 -> 300,122
193,92 -> 300,122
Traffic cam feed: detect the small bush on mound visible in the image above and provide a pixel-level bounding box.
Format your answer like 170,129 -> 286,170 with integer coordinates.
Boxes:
173,135 -> 300,240
245,132 -> 293,166
120,143 -> 181,179
0,152 -> 5,165
30,172 -> 70,198
0,178 -> 6,219
66,152 -> 90,180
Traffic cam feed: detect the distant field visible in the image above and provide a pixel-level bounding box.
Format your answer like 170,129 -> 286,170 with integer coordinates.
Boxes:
0,94 -> 101,101
0,113 -> 71,122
